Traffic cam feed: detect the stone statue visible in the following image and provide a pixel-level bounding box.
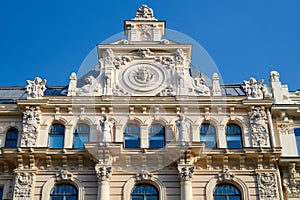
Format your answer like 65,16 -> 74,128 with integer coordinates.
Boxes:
26,77 -> 47,99
243,77 -> 264,99
100,115 -> 114,143
194,74 -> 210,96
175,115 -> 191,142
134,5 -> 157,21
79,75 -> 101,95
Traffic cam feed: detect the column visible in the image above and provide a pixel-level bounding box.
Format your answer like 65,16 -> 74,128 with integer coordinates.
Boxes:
95,165 -> 112,200
178,166 -> 194,200
64,124 -> 73,148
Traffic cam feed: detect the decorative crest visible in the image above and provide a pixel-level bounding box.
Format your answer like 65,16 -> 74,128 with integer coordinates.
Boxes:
136,169 -> 153,181
243,77 -> 264,99
56,169 -> 73,181
133,5 -> 157,21
14,172 -> 34,199
258,173 -> 277,199
218,169 -> 235,181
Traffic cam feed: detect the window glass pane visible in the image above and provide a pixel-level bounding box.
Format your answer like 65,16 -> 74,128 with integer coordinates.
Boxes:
213,184 -> 241,200
5,128 -> 18,147
149,124 -> 165,148
124,124 -> 140,148
73,124 -> 89,148
295,128 -> 300,156
0,188 -> 3,200
226,124 -> 242,148
50,184 -> 78,200
131,184 -> 158,200
200,124 -> 216,148
48,124 -> 65,148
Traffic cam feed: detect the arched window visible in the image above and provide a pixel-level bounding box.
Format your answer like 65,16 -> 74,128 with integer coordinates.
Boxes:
73,124 -> 89,148
294,128 -> 300,156
48,123 -> 65,148
213,184 -> 241,200
226,124 -> 242,148
131,184 -> 159,200
149,124 -> 165,148
50,183 -> 78,200
5,128 -> 18,147
124,124 -> 140,148
200,123 -> 217,148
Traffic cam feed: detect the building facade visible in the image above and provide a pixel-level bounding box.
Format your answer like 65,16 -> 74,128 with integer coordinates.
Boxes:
0,5 -> 299,200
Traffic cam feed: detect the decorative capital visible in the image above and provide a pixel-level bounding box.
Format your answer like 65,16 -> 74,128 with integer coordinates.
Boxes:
56,168 -> 73,181
95,166 -> 112,181
178,166 -> 194,181
218,169 -> 235,181
26,77 -> 47,99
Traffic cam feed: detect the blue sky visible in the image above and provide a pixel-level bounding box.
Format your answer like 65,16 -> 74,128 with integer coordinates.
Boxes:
0,0 -> 299,90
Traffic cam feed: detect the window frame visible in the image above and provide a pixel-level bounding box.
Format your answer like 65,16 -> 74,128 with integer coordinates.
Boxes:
5,127 -> 19,148
148,124 -> 165,149
48,123 -> 65,149
124,123 -> 141,149
200,123 -> 217,148
226,124 -> 243,148
73,124 -> 90,148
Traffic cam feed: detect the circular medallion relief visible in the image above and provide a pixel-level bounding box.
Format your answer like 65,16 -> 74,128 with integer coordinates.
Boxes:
119,63 -> 167,94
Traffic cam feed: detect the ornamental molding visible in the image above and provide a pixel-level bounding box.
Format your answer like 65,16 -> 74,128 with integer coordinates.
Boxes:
218,169 -> 235,181
14,172 -> 34,199
283,163 -> 300,197
95,166 -> 112,181
249,106 -> 269,147
257,172 -> 278,199
21,106 -> 40,147
135,169 -> 153,181
26,77 -> 47,99
55,169 -> 73,181
133,5 -> 157,21
178,166 -> 194,181
243,77 -> 264,99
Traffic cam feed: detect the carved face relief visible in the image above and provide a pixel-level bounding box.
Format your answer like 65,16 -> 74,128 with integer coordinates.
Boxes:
133,66 -> 154,84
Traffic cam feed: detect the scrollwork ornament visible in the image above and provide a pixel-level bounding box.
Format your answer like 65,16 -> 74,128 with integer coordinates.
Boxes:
278,123 -> 290,135
14,172 -> 34,199
135,170 -> 152,181
113,56 -> 132,69
258,173 -> 277,199
218,169 -> 235,181
249,106 -> 269,147
56,169 -> 73,181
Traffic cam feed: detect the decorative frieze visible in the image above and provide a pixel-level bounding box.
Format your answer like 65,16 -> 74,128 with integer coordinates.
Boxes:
249,106 -> 269,147
14,172 -> 34,199
21,106 -> 40,147
26,77 -> 47,99
257,173 -> 278,199
95,166 -> 112,181
178,166 -> 194,181
243,77 -> 264,99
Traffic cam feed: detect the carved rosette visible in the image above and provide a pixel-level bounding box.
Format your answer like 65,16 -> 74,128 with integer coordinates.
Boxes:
218,169 -> 235,181
56,169 -> 73,181
14,172 -> 34,199
257,173 -> 278,199
26,77 -> 47,99
178,166 -> 194,181
95,166 -> 112,181
283,163 -> 300,197
249,106 -> 269,147
135,170 -> 153,181
21,106 -> 40,147
243,77 -> 264,99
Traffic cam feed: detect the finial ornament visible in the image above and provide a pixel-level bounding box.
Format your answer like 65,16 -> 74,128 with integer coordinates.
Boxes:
133,5 -> 157,21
